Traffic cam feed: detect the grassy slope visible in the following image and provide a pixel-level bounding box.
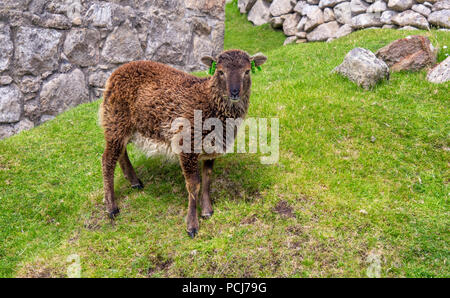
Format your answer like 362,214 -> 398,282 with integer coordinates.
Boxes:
0,3 -> 449,277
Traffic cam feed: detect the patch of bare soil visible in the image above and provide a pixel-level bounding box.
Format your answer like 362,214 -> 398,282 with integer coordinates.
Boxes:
147,254 -> 173,277
273,200 -> 295,218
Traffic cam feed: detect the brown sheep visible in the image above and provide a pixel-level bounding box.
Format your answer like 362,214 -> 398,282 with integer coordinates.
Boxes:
99,49 -> 267,238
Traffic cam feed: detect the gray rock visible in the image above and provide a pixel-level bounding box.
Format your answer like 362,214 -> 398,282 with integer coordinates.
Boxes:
270,0 -> 295,16
334,23 -> 354,38
392,10 -> 430,29
102,22 -> 143,64
296,31 -> 308,38
88,71 -> 112,88
367,0 -> 387,13
19,76 -> 41,94
14,27 -> 62,76
0,124 -> 14,139
427,56 -> 450,83
304,7 -> 324,32
334,2 -> 352,25
248,0 -> 271,25
352,13 -> 383,28
13,118 -> 34,134
40,115 -> 55,124
85,2 -> 113,28
283,13 -> 301,35
307,0 -> 320,4
297,16 -> 308,30
40,69 -> 89,115
145,17 -> 192,67
319,0 -> 347,9
399,26 -> 419,30
238,0 -> 257,13
66,0 -> 83,25
284,36 -> 298,45
324,8 -> 336,22
351,0 -> 370,14
382,24 -> 398,28
0,23 -> 13,73
428,10 -> 450,28
294,1 -> 307,13
64,29 -> 101,67
32,13 -> 72,30
388,0 -> 414,11
307,21 -> 340,41
412,4 -> 431,17
0,76 -> 13,85
2,0 -> 31,9
0,84 -> 22,123
432,0 -> 450,11
381,10 -> 399,24
270,16 -> 285,28
334,47 -> 389,89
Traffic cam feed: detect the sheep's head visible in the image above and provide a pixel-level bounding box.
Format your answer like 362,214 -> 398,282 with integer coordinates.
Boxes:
201,50 -> 267,103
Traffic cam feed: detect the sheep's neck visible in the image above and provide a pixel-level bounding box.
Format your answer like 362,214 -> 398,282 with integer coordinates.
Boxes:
205,77 -> 250,121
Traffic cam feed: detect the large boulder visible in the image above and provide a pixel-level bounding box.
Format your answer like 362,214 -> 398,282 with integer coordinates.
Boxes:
351,0 -> 370,14
307,21 -> 340,41
375,35 -> 437,71
270,0 -> 295,16
238,0 -> 257,13
380,10 -> 399,24
0,23 -> 13,72
14,27 -> 62,76
304,7 -> 324,32
40,69 -> 89,115
333,23 -> 354,39
367,0 -> 387,13
324,8 -> 336,22
0,84 -> 22,123
428,10 -> 450,28
388,0 -> 414,11
412,4 -> 431,17
432,0 -> 450,11
427,57 -> 450,83
102,21 -> 143,64
352,13 -> 383,28
283,13 -> 301,36
319,0 -> 347,9
334,47 -> 389,89
248,0 -> 271,26
392,10 -> 430,29
334,2 -> 352,25
64,28 -> 101,67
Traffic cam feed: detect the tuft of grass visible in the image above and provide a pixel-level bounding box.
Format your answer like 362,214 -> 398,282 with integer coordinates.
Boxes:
0,3 -> 449,277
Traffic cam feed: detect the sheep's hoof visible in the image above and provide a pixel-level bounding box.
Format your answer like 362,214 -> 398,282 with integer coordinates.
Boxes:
131,179 -> 144,190
201,211 -> 214,219
187,228 -> 198,239
108,208 -> 120,219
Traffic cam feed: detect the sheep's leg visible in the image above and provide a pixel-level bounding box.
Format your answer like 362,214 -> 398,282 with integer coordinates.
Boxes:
201,159 -> 215,218
180,153 -> 200,238
119,148 -> 143,189
102,139 -> 124,219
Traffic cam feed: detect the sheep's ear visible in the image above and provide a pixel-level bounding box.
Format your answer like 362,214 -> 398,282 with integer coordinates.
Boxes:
201,56 -> 215,67
250,53 -> 267,67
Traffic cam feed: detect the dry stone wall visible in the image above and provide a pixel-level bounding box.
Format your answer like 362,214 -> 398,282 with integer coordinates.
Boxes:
0,0 -> 225,139
238,0 -> 449,44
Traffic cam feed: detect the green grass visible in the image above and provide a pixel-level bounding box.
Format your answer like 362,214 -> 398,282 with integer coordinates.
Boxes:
0,3 -> 449,277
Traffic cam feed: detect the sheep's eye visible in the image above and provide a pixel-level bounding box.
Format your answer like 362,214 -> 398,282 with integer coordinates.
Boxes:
245,70 -> 250,75
218,71 -> 224,76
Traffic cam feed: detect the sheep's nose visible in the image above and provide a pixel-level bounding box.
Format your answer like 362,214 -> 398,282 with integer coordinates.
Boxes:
230,88 -> 240,97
